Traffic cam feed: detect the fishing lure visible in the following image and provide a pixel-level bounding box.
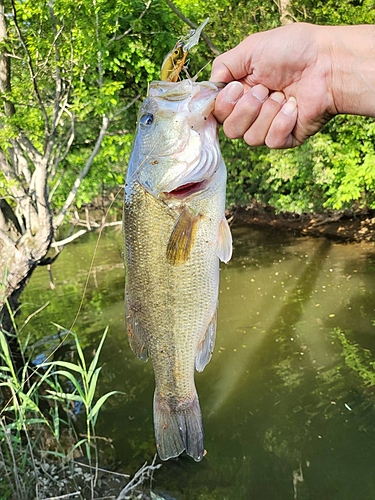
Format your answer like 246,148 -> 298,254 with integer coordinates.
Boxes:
160,18 -> 209,82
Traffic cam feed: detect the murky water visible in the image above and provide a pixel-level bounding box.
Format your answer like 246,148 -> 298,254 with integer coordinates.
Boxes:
19,225 -> 375,500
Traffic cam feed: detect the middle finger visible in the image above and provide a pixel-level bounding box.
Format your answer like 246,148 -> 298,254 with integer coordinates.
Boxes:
222,84 -> 269,139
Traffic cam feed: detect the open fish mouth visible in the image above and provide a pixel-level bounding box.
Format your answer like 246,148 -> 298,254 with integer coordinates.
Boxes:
166,180 -> 207,198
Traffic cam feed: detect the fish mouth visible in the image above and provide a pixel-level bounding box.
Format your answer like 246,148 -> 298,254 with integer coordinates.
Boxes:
166,180 -> 207,198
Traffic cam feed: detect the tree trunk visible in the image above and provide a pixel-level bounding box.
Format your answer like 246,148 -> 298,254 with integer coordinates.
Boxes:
278,0 -> 294,25
0,1 -> 54,356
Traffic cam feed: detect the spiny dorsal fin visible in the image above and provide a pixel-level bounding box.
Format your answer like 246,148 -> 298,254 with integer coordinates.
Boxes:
217,216 -> 232,263
195,310 -> 217,372
167,208 -> 201,265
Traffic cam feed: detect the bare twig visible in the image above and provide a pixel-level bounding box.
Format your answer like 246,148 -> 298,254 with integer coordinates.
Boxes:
51,221 -> 122,248
111,94 -> 141,120
50,111 -> 75,180
18,301 -> 50,333
72,460 -> 130,479
116,456 -> 161,500
165,0 -> 221,56
110,0 -> 152,42
42,493 -> 80,500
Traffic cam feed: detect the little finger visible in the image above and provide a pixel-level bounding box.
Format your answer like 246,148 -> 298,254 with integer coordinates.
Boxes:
265,97 -> 299,149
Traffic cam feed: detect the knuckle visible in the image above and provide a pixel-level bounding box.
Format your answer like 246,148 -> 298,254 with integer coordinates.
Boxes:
223,123 -> 242,139
244,129 -> 264,147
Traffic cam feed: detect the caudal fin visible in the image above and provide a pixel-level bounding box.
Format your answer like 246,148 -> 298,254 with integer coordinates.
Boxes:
153,389 -> 204,462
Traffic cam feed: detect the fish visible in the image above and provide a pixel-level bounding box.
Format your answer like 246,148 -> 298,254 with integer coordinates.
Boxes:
123,78 -> 232,462
160,18 -> 209,82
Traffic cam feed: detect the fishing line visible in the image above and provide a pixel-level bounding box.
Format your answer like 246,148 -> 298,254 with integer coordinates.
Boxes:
0,186 -> 124,416
69,186 -> 124,332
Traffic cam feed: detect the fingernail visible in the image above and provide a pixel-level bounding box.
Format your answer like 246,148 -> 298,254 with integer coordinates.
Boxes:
224,81 -> 243,103
270,92 -> 285,104
282,96 -> 297,115
252,84 -> 269,102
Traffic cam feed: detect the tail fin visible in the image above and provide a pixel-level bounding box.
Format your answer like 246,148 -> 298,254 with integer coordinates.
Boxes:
153,389 -> 204,462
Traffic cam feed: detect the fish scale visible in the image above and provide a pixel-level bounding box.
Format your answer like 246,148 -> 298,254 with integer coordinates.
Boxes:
124,80 -> 232,461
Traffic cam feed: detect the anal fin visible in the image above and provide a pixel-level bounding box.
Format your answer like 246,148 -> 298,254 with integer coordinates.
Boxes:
167,207 -> 201,265
125,293 -> 149,361
195,310 -> 217,372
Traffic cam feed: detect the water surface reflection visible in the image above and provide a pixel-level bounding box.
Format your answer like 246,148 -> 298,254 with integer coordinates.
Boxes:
20,225 -> 375,500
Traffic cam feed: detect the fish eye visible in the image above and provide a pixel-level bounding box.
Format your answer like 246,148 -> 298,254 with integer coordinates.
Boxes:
140,113 -> 154,128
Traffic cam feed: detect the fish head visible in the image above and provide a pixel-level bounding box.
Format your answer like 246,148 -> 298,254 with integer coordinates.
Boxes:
127,79 -> 222,200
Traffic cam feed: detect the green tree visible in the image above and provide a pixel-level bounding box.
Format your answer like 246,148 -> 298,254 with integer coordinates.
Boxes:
0,0 -> 178,328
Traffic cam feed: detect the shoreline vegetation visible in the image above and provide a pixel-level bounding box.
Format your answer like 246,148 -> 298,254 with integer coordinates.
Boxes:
1,0 -> 375,497
64,199 -> 375,251
0,319 -> 162,500
229,203 -> 375,244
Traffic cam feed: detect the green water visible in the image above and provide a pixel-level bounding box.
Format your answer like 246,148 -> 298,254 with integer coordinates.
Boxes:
19,225 -> 375,500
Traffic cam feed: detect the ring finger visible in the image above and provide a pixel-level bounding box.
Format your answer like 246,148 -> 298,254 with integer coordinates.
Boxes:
243,92 -> 286,146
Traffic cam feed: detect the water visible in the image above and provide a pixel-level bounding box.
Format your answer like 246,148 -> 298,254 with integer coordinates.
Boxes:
19,224 -> 375,500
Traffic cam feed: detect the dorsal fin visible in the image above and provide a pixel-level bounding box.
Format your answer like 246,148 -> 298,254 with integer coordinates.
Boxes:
125,293 -> 149,361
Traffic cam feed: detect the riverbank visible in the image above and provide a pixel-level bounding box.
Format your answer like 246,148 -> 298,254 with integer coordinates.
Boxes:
229,203 -> 375,243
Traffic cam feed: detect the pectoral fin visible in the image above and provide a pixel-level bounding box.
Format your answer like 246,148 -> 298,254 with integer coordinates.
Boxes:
217,217 -> 232,263
167,208 -> 201,265
125,294 -> 149,361
195,310 -> 217,372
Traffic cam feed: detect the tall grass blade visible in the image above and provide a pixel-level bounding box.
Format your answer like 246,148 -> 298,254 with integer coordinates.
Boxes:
88,390 -> 121,426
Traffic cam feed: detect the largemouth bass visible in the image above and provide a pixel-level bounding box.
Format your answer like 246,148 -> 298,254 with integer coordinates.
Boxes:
124,78 -> 232,462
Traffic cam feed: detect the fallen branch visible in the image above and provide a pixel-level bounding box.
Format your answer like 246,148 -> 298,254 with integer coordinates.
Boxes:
116,456 -> 161,500
51,221 -> 122,248
43,493 -> 80,500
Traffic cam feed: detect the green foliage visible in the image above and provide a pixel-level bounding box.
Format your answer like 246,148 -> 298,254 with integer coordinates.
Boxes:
2,0 -> 375,216
0,312 -> 121,498
44,326 -> 122,460
227,0 -> 375,213
331,327 -> 375,387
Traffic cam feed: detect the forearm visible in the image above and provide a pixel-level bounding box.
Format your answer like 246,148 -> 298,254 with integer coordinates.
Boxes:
325,24 -> 375,117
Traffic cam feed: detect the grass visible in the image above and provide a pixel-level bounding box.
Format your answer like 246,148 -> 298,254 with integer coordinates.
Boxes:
0,319 -> 160,500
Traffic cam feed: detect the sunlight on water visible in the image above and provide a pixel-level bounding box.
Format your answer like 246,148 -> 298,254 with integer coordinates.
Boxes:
20,225 -> 375,500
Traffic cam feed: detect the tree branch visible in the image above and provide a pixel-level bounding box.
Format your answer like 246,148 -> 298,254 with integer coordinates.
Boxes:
110,0 -> 152,43
0,228 -> 17,248
0,0 -> 15,117
10,0 -> 50,137
165,0 -> 221,56
53,115 -> 110,229
51,221 -> 122,249
111,93 -> 141,120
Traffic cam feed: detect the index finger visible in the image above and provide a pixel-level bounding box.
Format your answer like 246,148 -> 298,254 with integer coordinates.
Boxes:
210,36 -> 260,83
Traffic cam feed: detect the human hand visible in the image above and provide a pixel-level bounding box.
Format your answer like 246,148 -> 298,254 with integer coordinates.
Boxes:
210,23 -> 338,148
